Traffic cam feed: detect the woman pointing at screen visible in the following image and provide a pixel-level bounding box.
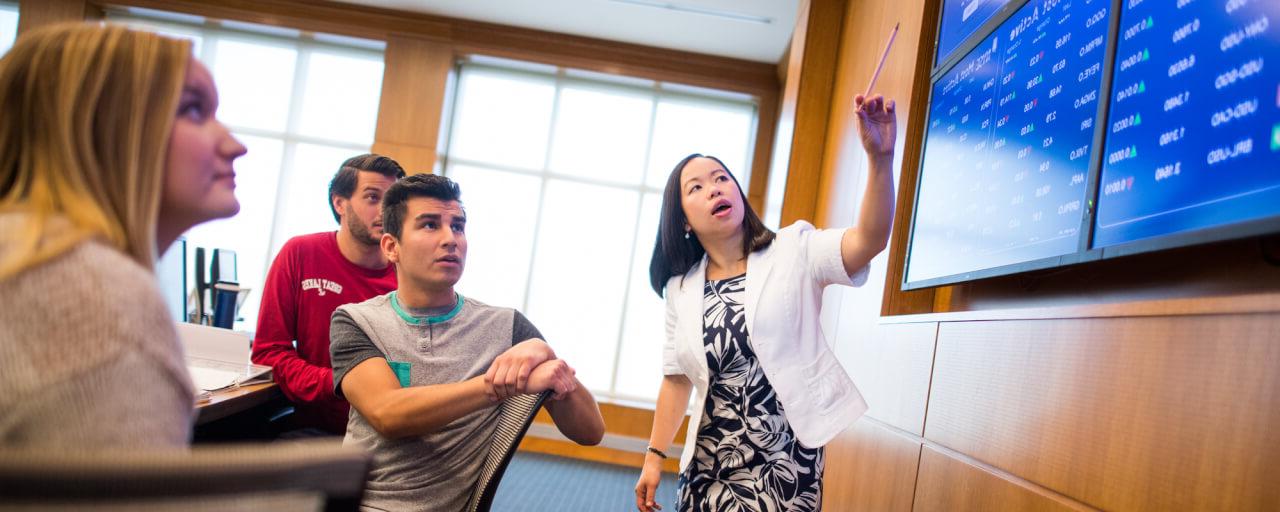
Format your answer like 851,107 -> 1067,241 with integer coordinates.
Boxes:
634,93 -> 897,511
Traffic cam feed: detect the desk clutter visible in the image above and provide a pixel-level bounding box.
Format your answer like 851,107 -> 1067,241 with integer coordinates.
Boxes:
177,323 -> 271,394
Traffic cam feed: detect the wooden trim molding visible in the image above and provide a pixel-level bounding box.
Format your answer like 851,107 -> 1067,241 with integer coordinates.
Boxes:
96,0 -> 782,187
97,0 -> 778,97
822,419 -> 921,511
880,290 -> 1280,323
18,0 -> 101,34
915,445 -> 1098,511
526,401 -> 688,473
747,88 -> 780,212
778,0 -> 847,227
879,0 -> 943,317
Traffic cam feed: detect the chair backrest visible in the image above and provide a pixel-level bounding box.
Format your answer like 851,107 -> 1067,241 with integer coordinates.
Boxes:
0,439 -> 370,512
464,390 -> 552,512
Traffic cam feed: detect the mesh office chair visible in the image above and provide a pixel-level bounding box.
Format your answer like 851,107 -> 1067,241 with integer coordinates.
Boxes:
0,439 -> 370,512
464,390 -> 552,512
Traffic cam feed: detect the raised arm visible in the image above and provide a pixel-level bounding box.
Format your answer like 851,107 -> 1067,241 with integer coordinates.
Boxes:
839,94 -> 898,276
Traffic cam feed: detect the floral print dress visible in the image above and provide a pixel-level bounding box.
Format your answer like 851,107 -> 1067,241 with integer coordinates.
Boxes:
676,274 -> 823,511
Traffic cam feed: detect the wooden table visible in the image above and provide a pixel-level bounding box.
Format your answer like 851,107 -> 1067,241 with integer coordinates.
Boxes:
195,382 -> 284,426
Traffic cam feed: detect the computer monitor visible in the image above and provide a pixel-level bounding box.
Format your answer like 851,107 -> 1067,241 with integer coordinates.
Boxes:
903,0 -> 1113,289
210,248 -> 237,285
936,0 -> 1016,66
1090,0 -> 1280,253
156,238 -> 187,323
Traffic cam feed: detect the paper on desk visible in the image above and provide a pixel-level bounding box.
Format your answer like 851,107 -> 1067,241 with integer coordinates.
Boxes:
188,365 -> 245,392
177,323 -> 271,391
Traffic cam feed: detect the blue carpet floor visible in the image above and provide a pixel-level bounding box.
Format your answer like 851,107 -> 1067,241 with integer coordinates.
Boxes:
491,452 -> 680,511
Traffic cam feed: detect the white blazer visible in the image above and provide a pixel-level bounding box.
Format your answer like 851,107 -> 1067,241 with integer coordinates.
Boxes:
663,221 -> 870,470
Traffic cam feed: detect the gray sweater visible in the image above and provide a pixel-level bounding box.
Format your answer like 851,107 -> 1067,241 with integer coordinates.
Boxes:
0,214 -> 195,449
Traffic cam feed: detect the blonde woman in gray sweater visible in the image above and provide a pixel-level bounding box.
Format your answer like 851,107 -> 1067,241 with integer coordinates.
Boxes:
0,23 -> 247,448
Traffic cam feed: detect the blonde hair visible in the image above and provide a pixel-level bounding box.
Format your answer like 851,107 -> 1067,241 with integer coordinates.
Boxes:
0,23 -> 190,280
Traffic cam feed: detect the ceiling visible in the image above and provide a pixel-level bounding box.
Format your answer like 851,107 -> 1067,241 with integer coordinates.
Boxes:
332,0 -> 798,63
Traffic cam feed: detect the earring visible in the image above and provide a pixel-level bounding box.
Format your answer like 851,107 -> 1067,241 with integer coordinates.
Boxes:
684,231 -> 690,240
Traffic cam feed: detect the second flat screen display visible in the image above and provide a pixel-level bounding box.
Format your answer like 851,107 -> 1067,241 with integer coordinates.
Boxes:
906,0 -> 1112,286
1092,0 -> 1280,248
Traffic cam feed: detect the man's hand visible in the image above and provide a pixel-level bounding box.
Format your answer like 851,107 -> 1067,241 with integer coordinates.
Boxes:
485,339 -> 556,401
526,359 -> 577,400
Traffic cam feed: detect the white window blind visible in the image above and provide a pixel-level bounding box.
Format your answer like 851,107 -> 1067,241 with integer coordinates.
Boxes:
111,10 -> 386,330
441,58 -> 758,404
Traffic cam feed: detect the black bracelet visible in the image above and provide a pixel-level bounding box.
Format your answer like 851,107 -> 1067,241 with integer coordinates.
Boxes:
646,446 -> 668,459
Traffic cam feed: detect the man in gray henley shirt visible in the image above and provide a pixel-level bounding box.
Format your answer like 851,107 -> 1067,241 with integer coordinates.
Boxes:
331,174 -> 605,511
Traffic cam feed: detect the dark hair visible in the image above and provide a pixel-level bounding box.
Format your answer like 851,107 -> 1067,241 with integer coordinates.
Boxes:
648,154 -> 775,297
327,153 -> 407,222
381,173 -> 463,239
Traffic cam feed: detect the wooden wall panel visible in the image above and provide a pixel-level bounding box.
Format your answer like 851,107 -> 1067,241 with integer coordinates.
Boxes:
813,0 -> 926,231
807,0 -> 936,414
778,0 -> 847,227
780,0 -> 1280,508
371,35 -> 453,173
942,237 -> 1280,314
368,141 -> 437,176
914,447 -> 1094,511
926,314 -> 1280,511
17,0 -> 99,34
823,420 -> 921,511
834,317 -> 936,435
880,0 -> 944,316
808,0 -> 934,328
797,0 -> 940,504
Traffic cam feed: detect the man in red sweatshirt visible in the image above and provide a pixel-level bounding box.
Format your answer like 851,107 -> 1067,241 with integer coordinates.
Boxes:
251,154 -> 406,435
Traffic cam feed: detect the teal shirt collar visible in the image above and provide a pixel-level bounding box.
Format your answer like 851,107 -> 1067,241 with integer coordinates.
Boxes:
389,291 -> 463,325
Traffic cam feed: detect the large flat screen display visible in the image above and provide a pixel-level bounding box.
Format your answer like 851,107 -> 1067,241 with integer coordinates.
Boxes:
938,0 -> 1017,64
1092,0 -> 1280,250
906,0 -> 1112,287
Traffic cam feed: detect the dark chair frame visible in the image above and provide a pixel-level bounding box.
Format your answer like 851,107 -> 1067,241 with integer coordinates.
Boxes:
465,390 -> 553,512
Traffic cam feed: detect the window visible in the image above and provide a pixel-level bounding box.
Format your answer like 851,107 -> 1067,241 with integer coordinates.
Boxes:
110,10 -> 385,330
441,58 -> 758,403
0,2 -> 18,56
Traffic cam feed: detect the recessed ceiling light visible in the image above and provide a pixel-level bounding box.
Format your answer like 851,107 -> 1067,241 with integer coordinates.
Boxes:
609,0 -> 774,25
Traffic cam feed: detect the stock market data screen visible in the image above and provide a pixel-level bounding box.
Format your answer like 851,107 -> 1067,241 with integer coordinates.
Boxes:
938,0 -> 1016,64
907,0 -> 1110,286
1093,0 -> 1280,248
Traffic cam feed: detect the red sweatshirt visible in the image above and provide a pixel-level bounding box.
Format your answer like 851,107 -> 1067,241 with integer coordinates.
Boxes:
251,231 -> 396,434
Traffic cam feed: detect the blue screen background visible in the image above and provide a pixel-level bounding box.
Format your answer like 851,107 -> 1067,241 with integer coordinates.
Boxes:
908,0 -> 1110,285
1093,0 -> 1280,248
